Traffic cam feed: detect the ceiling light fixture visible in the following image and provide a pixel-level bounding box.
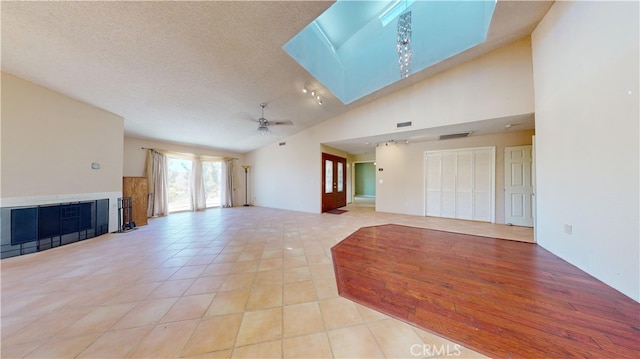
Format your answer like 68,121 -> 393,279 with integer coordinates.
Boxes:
376,139 -> 409,147
397,8 -> 412,79
257,103 -> 270,135
302,86 -> 323,105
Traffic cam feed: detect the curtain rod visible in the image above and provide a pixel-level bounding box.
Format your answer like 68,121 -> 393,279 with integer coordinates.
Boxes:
141,147 -> 238,160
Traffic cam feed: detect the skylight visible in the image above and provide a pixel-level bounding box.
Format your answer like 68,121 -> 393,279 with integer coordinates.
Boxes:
283,0 -> 497,104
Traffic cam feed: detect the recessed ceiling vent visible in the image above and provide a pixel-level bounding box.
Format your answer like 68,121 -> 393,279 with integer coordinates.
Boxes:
439,131 -> 472,140
397,121 -> 412,128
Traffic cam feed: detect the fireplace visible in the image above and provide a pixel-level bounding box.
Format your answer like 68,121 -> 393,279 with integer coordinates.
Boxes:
3,199 -> 109,258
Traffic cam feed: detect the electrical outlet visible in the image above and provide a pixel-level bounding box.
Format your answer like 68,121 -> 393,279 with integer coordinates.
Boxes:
564,224 -> 572,235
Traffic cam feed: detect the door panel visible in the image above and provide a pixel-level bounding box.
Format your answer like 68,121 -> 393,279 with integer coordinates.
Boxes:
425,147 -> 495,223
473,149 -> 493,221
504,146 -> 534,227
325,160 -> 333,193
322,153 -> 347,212
456,151 -> 473,220
474,192 -> 492,221
441,152 -> 457,218
425,153 -> 442,216
511,194 -> 525,217
337,161 -> 344,192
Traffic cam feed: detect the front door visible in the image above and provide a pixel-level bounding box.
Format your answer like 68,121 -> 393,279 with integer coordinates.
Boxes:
322,153 -> 347,212
504,145 -> 534,227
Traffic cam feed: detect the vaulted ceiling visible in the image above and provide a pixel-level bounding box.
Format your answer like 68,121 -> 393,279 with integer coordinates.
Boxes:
1,1 -> 552,154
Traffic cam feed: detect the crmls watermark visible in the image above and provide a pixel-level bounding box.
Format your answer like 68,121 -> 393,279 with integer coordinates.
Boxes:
410,343 -> 462,357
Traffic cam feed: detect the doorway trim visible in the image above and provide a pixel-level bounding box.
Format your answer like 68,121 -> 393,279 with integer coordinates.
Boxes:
504,145 -> 535,228
352,160 -> 376,203
424,146 -> 496,223
321,152 -> 347,212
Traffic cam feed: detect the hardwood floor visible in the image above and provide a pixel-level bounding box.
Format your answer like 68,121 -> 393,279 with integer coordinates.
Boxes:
332,224 -> 640,358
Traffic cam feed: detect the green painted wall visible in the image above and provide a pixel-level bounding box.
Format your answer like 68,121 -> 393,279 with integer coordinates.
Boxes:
355,162 -> 376,196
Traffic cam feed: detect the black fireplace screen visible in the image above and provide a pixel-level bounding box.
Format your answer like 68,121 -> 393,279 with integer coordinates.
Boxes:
7,199 -> 109,257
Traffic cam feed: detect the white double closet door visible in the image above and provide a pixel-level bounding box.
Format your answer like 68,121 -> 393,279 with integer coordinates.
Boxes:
425,147 -> 495,222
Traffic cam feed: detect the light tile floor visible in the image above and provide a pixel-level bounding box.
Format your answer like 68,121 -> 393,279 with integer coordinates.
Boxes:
1,202 -> 532,358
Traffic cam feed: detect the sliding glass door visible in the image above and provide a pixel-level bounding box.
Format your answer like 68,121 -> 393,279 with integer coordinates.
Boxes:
167,157 -> 222,212
167,157 -> 192,213
203,161 -> 222,208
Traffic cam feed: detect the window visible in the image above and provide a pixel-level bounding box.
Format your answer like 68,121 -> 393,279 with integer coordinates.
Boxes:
337,161 -> 344,192
166,157 -> 222,212
203,161 -> 222,207
325,159 -> 333,193
167,157 -> 192,213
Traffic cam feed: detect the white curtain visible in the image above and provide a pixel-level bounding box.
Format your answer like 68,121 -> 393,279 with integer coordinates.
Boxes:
146,150 -> 169,217
221,158 -> 234,207
191,158 -> 207,211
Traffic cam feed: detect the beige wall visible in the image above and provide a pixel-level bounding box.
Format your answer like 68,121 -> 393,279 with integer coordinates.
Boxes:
247,38 -> 535,214
123,136 -> 244,176
313,37 -> 535,145
247,131 -> 320,211
1,72 -> 124,232
375,130 -> 534,223
532,1 -> 639,301
351,153 -> 376,162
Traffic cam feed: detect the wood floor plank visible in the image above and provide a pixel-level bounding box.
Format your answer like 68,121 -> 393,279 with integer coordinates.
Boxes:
331,224 -> 640,358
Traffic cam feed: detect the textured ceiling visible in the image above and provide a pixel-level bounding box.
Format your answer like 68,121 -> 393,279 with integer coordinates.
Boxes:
1,1 -> 552,154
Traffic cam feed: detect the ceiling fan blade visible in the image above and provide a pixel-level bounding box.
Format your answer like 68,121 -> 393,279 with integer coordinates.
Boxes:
270,120 -> 293,126
232,112 -> 258,123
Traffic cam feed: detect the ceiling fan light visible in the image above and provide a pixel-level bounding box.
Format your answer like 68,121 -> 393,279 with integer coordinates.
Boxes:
257,126 -> 269,135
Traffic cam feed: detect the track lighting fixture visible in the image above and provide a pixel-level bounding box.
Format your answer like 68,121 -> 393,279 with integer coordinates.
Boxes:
302,86 -> 323,105
376,139 -> 409,147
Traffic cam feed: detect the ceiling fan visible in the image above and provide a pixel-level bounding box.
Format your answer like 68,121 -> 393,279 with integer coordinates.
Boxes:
253,103 -> 293,135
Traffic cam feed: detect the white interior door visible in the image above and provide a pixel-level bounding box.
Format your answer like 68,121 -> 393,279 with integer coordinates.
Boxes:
425,153 -> 442,217
424,147 -> 495,223
473,148 -> 494,222
504,145 -> 534,227
456,151 -> 473,220
441,152 -> 457,218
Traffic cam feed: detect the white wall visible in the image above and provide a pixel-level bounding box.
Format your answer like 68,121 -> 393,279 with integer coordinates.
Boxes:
123,136 -> 246,207
248,131 -> 320,211
532,1 -> 639,301
1,72 -> 124,233
247,38 -> 535,214
375,130 -> 534,222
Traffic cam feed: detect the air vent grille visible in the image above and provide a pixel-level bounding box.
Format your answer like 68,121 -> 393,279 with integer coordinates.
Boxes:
439,132 -> 472,140
397,121 -> 412,128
